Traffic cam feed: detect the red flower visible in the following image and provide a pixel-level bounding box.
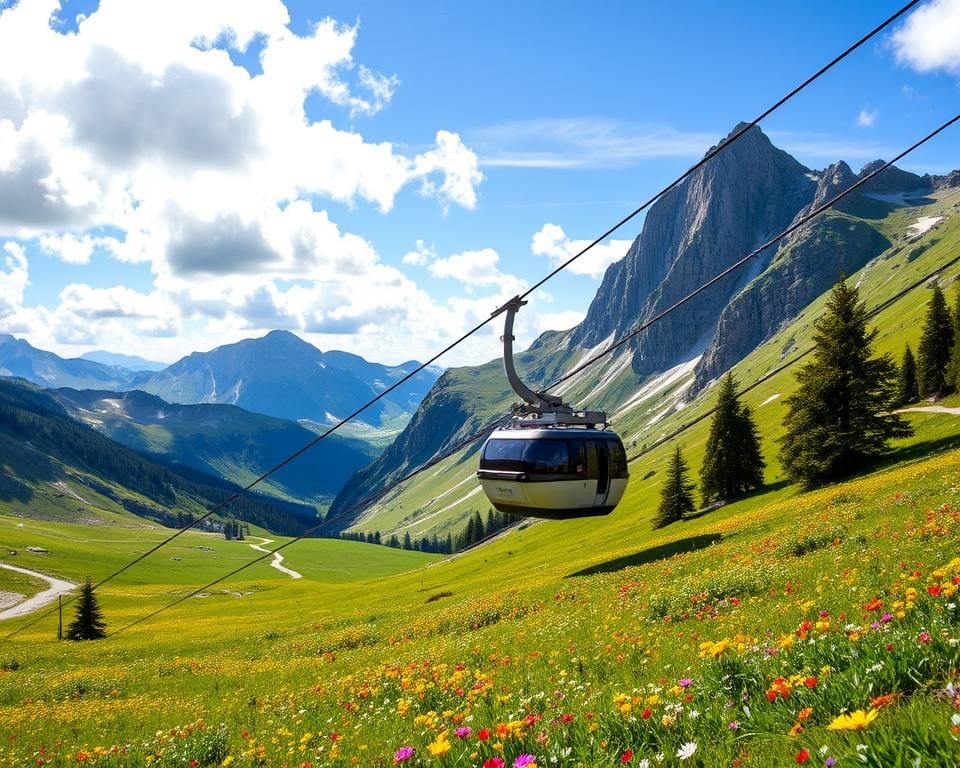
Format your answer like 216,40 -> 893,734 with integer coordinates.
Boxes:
483,759 -> 505,768
640,708 -> 652,719
477,729 -> 491,741
795,750 -> 809,764
918,632 -> 932,644
803,676 -> 817,688
928,586 -> 943,597
621,749 -> 634,763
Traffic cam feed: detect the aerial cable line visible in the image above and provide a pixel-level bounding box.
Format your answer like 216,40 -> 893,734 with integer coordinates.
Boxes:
0,0 -> 920,641
106,416 -> 513,637
537,111 -> 960,397
516,0 -> 922,300
104,111 -> 958,637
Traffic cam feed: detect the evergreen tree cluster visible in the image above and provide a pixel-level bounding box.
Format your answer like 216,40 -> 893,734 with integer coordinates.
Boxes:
337,509 -> 518,555
656,276 -> 920,527
222,519 -> 247,540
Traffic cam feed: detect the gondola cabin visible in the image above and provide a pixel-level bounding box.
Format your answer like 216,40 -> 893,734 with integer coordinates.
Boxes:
477,427 -> 628,519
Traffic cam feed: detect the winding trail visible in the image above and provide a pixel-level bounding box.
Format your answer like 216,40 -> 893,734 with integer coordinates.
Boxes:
0,563 -> 76,620
248,538 -> 302,580
897,405 -> 960,416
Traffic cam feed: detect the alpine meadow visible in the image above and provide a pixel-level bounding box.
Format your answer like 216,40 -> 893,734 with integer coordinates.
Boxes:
3,2 -> 960,768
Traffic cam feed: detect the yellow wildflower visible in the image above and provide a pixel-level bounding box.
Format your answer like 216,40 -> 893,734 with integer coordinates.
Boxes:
826,709 -> 878,731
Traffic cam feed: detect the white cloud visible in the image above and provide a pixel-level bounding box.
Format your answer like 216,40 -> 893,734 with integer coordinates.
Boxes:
39,232 -> 121,264
531,222 -> 632,280
475,118 -> 718,169
536,310 -> 584,333
401,239 -> 436,266
0,0 -> 496,364
429,248 -> 503,287
0,241 -> 28,317
856,108 -> 878,128
891,0 -> 960,74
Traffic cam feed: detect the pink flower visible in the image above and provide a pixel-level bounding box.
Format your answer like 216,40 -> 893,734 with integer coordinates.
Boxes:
918,631 -> 932,644
393,746 -> 414,763
514,755 -> 537,768
454,727 -> 472,739
678,677 -> 693,688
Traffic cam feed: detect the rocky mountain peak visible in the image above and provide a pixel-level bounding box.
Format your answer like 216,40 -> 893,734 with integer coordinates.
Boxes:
568,123 -> 815,377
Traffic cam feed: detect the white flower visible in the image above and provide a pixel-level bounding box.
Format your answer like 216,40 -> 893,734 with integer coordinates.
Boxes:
951,713 -> 960,727
688,709 -> 700,719
819,746 -> 829,756
638,761 -> 650,768
677,742 -> 698,760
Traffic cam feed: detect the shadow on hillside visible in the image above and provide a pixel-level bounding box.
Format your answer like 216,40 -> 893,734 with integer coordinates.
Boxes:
885,434 -> 960,467
565,533 -> 722,578
682,480 -> 792,522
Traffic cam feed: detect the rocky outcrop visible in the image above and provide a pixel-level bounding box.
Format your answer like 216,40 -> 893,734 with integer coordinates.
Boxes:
691,211 -> 890,390
570,123 -> 816,376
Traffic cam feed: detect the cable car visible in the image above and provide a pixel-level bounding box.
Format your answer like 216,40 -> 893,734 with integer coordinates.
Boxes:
477,298 -> 629,519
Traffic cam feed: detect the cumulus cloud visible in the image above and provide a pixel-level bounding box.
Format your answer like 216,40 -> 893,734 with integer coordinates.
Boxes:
0,0 -> 495,362
401,239 -> 436,266
891,0 -> 960,74
856,109 -> 878,128
0,242 -> 28,316
531,223 -> 632,280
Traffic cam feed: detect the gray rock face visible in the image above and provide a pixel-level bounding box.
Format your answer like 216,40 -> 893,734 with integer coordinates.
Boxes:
570,124 -> 816,377
932,170 -> 960,190
691,211 -> 890,391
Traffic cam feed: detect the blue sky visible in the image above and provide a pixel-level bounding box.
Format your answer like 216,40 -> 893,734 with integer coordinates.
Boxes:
1,0 -> 959,366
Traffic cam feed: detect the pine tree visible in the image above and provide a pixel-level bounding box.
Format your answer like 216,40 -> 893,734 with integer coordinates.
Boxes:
916,284 -> 954,398
65,580 -> 106,641
699,373 -> 765,504
652,445 -> 695,529
778,278 -> 911,486
898,344 -> 919,405
402,532 -> 412,550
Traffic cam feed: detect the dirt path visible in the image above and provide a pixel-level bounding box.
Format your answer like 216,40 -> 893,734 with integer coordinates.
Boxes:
0,563 -> 76,620
248,538 -> 302,580
897,405 -> 960,416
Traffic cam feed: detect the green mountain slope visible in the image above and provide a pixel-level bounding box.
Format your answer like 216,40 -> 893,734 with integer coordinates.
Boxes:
51,388 -> 378,508
0,379 -> 318,535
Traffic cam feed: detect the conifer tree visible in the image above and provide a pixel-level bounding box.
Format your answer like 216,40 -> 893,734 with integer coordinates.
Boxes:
402,532 -> 412,550
778,278 -> 911,486
700,373 -> 765,504
916,284 -> 954,398
653,445 -> 695,529
66,580 -> 106,641
898,344 -> 919,405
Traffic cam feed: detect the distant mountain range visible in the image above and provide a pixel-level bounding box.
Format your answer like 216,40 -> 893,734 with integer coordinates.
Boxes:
0,330 -> 441,427
0,331 -> 442,510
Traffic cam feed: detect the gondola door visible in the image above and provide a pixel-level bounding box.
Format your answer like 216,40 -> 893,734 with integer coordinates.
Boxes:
594,441 -> 610,507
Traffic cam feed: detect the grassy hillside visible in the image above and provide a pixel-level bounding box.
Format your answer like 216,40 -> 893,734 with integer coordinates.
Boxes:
340,186 -> 960,541
0,411 -> 958,766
